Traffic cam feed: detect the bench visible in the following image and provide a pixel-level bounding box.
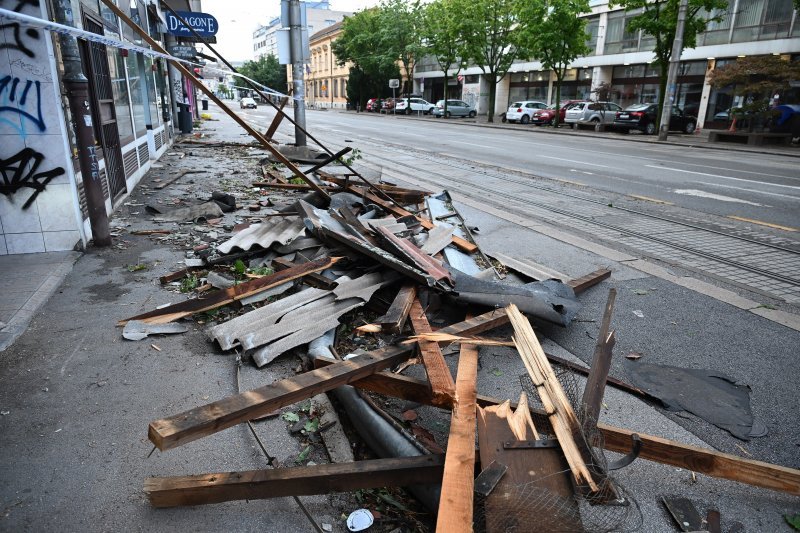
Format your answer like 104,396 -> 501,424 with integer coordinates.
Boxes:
708,131 -> 792,146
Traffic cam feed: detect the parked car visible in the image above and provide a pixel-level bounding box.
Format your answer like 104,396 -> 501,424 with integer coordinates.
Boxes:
613,103 -> 697,134
381,98 -> 397,113
365,98 -> 382,112
713,107 -> 743,121
432,99 -> 477,118
505,100 -> 547,124
394,97 -> 436,114
239,97 -> 257,109
564,101 -> 623,129
530,100 -> 587,125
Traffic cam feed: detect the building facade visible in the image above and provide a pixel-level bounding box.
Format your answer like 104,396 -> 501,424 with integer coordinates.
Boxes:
287,21 -> 351,109
251,0 -> 349,61
413,0 -> 800,128
0,0 -> 199,255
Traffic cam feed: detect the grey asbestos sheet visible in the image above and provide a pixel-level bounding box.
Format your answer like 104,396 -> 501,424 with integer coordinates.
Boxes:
217,218 -> 306,254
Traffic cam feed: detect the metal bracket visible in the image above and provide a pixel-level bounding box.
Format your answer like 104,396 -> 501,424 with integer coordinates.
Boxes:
503,438 -> 559,450
606,433 -> 642,471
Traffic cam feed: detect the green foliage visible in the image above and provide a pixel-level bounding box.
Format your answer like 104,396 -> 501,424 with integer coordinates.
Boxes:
338,147 -> 362,166
295,445 -> 312,463
333,9 -> 403,108
612,0 -> 727,124
126,263 -> 147,272
785,513 -> 800,530
238,54 -> 287,94
518,0 -> 591,126
289,177 -> 307,185
282,412 -> 300,423
180,274 -> 199,293
376,0 -> 424,94
460,0 -> 530,122
233,259 -> 246,276
421,0 -> 469,117
249,266 -> 274,276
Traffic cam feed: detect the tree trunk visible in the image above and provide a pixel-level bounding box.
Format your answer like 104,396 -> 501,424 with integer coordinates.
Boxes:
487,73 -> 497,123
554,76 -> 563,127
443,73 -> 449,118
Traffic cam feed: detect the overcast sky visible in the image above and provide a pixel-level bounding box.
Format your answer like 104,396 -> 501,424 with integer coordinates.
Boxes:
201,0 -> 380,62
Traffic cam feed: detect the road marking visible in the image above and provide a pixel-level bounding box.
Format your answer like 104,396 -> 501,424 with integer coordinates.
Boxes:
539,154 -> 611,168
726,216 -> 797,232
696,181 -> 800,201
648,165 -> 800,190
672,189 -> 763,206
450,140 -> 490,148
628,194 -> 673,205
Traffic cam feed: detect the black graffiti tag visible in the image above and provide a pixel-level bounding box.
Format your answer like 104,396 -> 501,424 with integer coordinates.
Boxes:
0,0 -> 42,58
0,147 -> 65,209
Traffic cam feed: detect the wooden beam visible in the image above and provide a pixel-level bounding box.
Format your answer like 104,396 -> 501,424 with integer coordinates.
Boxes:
120,257 -> 339,325
148,345 -> 413,451
263,96 -> 288,141
436,344 -> 479,533
582,288 -> 617,426
409,297 -> 456,404
98,0 -> 330,201
568,268 -> 612,294
378,284 -> 417,333
145,455 -> 445,508
303,147 -> 352,175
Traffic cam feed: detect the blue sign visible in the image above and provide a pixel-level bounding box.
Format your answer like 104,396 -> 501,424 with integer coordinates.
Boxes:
165,11 -> 219,38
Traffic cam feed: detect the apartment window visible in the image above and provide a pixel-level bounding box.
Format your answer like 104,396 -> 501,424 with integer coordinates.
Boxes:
126,53 -> 146,135
584,16 -> 600,56
698,5 -> 734,45
604,11 -> 639,54
732,0 -> 793,42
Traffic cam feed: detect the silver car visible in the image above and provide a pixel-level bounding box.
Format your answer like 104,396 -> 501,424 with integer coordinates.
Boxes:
432,99 -> 477,118
564,101 -> 622,129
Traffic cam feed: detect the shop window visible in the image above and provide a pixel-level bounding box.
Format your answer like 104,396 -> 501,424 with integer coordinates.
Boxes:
107,47 -> 133,143
126,53 -> 146,136
144,55 -> 159,126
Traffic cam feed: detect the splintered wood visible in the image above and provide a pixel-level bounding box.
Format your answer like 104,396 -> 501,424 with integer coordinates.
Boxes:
409,297 -> 456,404
506,304 -> 599,491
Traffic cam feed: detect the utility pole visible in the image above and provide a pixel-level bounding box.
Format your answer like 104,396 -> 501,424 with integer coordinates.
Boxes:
658,0 -> 689,141
52,0 -> 111,246
289,0 -> 307,147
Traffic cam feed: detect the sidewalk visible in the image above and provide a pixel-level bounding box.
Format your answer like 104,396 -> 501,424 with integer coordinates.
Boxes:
0,105 -> 797,532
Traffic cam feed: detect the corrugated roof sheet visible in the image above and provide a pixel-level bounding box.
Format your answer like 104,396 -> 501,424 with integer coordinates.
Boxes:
217,218 -> 307,254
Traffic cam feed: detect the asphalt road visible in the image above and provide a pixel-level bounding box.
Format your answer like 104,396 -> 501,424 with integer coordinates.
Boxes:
243,107 -> 800,230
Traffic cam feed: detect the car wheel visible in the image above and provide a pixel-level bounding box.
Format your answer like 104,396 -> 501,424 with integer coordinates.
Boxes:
445,111 -> 451,118
429,107 -> 435,115
571,123 -> 577,130
620,128 -> 630,134
405,108 -> 411,115
684,122 -> 696,134
645,122 -> 656,135
468,110 -> 476,118
520,115 -> 530,124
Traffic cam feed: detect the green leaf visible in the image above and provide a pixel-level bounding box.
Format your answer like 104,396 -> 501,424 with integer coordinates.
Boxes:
303,418 -> 320,433
295,445 -> 312,464
233,259 -> 246,275
785,514 -> 800,530
281,412 -> 300,423
376,490 -> 409,512
490,367 -> 503,377
127,263 -> 147,272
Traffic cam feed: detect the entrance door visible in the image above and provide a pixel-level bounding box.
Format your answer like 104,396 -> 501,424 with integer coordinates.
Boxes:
80,13 -> 127,201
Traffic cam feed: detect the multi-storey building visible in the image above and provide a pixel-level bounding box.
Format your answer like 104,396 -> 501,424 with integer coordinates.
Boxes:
414,0 -> 800,128
0,0 -> 198,255
251,1 -> 349,61
287,21 -> 351,109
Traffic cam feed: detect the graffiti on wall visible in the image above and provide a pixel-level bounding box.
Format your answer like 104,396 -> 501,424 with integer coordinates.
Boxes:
0,148 -> 65,209
0,0 -> 41,58
0,75 -> 46,137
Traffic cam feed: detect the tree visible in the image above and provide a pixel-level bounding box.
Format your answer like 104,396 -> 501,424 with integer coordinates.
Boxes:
238,54 -> 287,96
613,0 -> 726,127
709,55 -> 800,130
377,0 -> 423,95
332,8 -> 400,109
518,0 -> 591,127
460,0 -> 529,122
421,0 -> 468,118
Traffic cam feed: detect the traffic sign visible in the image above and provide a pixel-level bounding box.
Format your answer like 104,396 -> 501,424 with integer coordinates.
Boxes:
389,79 -> 400,88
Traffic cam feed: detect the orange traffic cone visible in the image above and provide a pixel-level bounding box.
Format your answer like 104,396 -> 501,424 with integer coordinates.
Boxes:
729,117 -> 737,132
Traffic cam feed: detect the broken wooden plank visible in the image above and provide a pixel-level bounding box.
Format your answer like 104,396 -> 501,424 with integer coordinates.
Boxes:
251,182 -> 336,191
154,169 -> 204,190
98,0 -> 330,201
304,147 -> 352,175
149,344 -> 414,451
120,257 -> 340,325
436,308 -> 509,337
378,283 -> 417,334
436,343 -> 479,533
582,288 -> 617,426
263,96 -> 288,141
145,455 -> 445,508
409,297 -> 456,404
477,402 -> 581,532
271,257 -> 338,290
567,268 -> 612,293
488,251 -> 568,281
347,185 -> 479,254
507,304 -> 598,491
159,267 -> 202,285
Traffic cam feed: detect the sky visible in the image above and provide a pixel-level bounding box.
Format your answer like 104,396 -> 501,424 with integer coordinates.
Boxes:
201,0 -> 380,63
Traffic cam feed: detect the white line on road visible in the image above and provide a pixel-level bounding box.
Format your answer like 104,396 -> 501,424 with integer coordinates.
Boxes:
539,154 -> 612,168
647,165 -> 800,190
450,140 -> 490,148
696,181 -> 800,201
672,189 -> 764,206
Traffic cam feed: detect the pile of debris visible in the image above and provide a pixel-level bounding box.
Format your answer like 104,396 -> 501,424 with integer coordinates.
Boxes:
118,156 -> 798,532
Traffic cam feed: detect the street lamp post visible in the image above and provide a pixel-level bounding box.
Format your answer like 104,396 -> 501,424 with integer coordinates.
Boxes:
658,0 -> 689,141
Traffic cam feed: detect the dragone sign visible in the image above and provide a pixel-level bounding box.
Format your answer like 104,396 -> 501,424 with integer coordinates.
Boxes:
165,11 -> 219,38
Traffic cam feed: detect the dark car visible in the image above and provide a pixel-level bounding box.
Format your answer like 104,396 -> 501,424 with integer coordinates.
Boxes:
614,103 -> 697,134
